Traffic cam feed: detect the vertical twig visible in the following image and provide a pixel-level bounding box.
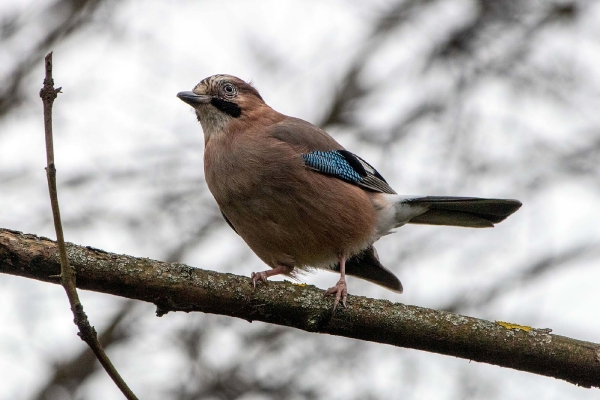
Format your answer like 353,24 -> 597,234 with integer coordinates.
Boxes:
40,52 -> 139,400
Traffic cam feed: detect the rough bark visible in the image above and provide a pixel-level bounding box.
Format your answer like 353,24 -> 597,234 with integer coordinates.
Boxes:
1,228 -> 599,388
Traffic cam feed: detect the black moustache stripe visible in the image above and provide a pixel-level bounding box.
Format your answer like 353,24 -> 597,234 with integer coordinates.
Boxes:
211,98 -> 242,118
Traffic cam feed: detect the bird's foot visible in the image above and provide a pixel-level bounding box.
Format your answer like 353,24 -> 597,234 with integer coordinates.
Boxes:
251,271 -> 269,288
324,277 -> 348,312
250,264 -> 294,289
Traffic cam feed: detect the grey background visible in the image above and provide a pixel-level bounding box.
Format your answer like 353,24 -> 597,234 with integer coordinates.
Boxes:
1,1 -> 599,399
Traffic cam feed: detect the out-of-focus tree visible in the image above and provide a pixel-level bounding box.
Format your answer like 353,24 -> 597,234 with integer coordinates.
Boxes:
1,0 -> 599,399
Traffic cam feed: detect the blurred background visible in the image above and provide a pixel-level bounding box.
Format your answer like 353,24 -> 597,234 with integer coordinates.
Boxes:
1,0 -> 600,399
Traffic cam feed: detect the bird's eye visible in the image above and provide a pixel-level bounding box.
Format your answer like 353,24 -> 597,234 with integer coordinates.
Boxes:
222,83 -> 236,96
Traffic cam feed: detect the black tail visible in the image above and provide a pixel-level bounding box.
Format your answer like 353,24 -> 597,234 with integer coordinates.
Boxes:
405,196 -> 522,228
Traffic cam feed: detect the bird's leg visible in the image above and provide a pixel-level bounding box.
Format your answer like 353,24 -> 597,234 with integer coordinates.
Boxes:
325,255 -> 348,312
251,264 -> 293,288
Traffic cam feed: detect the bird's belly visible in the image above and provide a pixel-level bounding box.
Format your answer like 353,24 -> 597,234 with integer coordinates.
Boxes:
216,172 -> 379,269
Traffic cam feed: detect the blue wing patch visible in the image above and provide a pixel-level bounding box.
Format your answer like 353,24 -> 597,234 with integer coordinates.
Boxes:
301,151 -> 363,184
301,150 -> 397,194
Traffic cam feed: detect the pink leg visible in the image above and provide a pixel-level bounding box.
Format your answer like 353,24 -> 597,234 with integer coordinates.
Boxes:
324,255 -> 348,312
251,264 -> 293,288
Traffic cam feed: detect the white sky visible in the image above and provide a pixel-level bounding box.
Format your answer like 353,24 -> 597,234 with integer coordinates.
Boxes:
1,0 -> 600,399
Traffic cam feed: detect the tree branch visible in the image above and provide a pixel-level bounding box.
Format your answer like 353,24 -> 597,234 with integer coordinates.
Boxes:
1,228 -> 599,389
32,301 -> 137,400
39,52 -> 138,400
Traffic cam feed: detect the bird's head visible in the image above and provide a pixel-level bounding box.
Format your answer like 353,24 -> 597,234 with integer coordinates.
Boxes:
177,74 -> 265,141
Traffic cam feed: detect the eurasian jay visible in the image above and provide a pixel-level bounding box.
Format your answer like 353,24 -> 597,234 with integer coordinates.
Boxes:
177,74 -> 521,311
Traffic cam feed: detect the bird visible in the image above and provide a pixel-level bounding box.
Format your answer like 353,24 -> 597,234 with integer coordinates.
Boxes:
177,74 -> 522,311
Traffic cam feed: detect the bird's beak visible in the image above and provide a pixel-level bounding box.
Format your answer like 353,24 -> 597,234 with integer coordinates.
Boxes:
177,91 -> 212,106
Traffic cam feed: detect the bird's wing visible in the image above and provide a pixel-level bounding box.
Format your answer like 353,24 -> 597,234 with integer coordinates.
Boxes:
269,117 -> 397,194
301,150 -> 397,194
269,116 -> 344,150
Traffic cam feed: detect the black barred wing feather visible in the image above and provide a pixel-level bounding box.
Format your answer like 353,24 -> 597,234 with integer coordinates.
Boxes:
301,150 -> 397,194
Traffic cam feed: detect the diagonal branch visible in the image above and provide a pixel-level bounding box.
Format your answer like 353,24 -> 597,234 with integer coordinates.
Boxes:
39,52 -> 138,400
1,228 -> 599,389
32,300 -> 137,400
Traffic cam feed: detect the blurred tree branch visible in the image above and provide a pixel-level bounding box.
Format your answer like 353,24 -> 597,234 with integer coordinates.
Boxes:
442,243 -> 600,313
2,228 -> 599,389
0,0 -> 118,119
0,0 -> 596,398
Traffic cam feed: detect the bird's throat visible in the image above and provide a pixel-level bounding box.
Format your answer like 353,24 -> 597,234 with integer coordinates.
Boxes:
196,105 -> 235,143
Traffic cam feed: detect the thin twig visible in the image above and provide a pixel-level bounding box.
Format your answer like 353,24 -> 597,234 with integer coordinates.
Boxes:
39,52 -> 139,400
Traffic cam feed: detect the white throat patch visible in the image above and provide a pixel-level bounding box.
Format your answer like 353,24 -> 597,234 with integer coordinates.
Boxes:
196,104 -> 234,142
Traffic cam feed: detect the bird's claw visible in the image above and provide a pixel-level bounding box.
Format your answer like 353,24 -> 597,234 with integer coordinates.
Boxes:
251,271 -> 269,288
324,278 -> 348,312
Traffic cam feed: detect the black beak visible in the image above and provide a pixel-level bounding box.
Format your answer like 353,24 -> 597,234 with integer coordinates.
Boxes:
177,91 -> 212,106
